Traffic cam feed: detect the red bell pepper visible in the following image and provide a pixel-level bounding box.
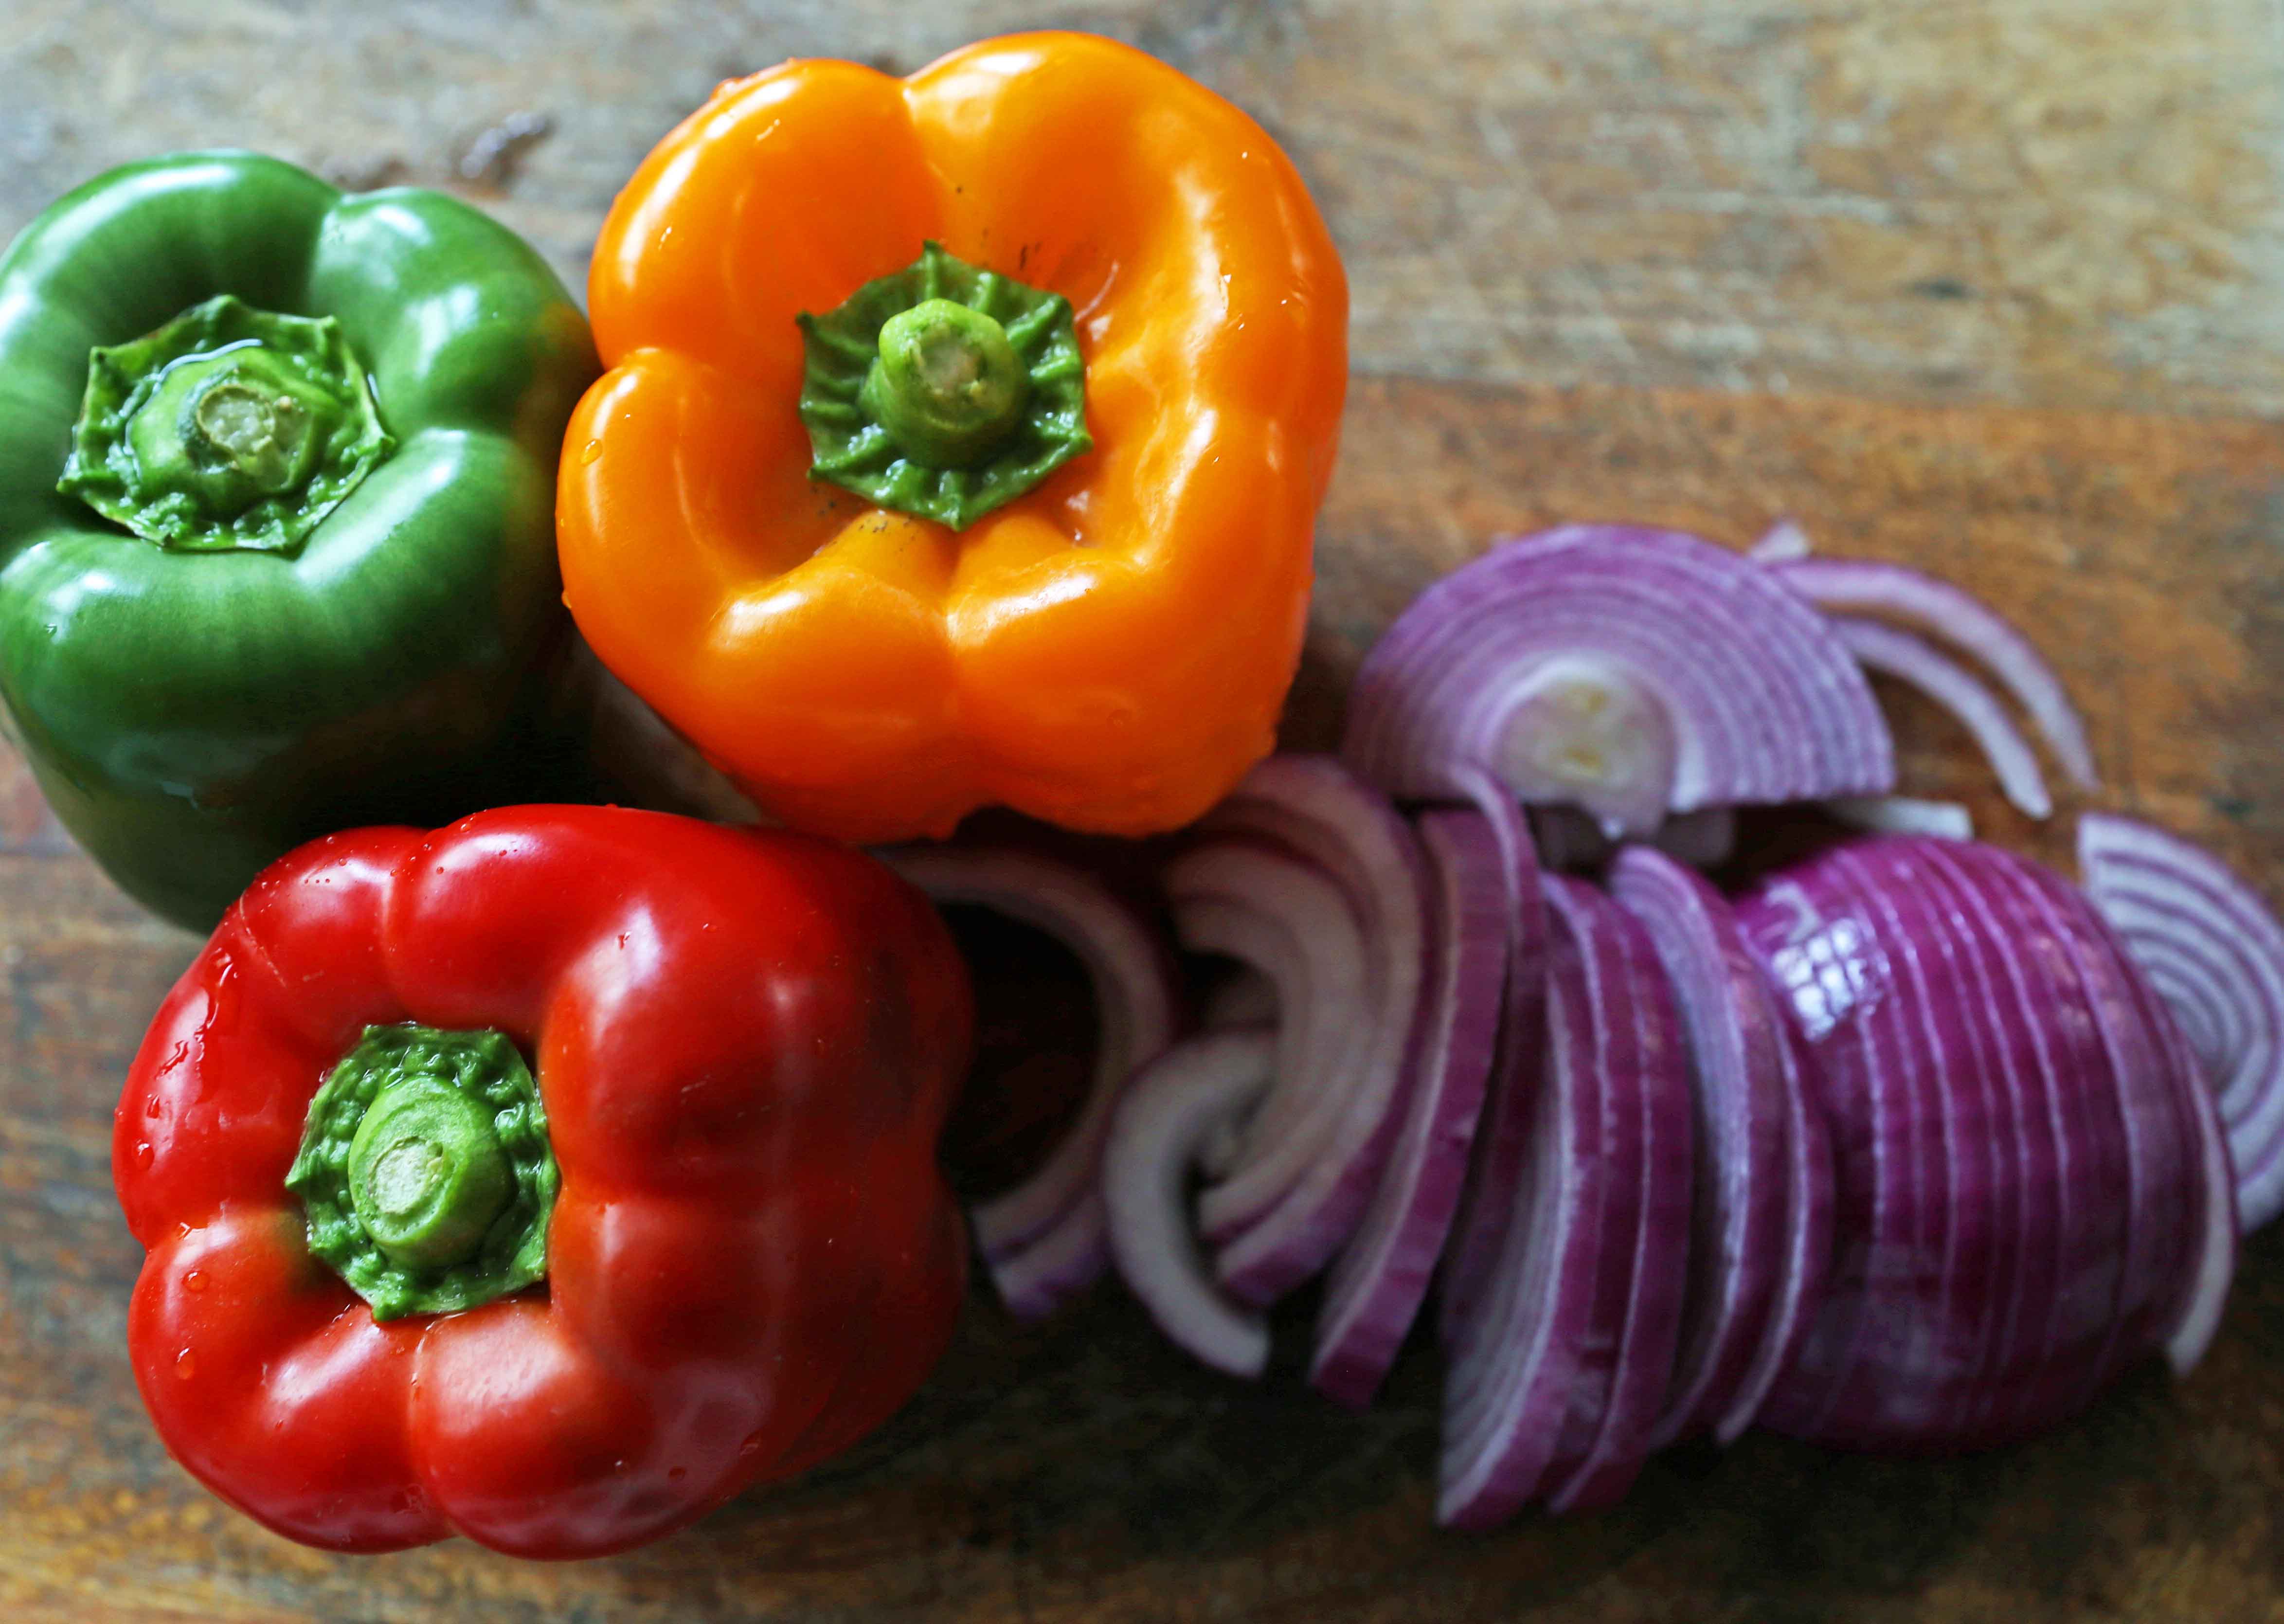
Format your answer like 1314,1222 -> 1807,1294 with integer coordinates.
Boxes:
112,805 -> 971,1558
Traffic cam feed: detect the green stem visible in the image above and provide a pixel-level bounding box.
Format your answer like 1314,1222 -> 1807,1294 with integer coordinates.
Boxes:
796,242 -> 1091,531
860,298 -> 1032,469
287,1023 -> 557,1320
346,1081 -> 514,1269
58,294 -> 393,556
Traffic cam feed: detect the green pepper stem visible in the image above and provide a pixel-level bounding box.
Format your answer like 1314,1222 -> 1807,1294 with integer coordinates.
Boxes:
286,1023 -> 557,1320
347,1081 -> 514,1269
860,297 -> 1033,469
56,294 -> 393,556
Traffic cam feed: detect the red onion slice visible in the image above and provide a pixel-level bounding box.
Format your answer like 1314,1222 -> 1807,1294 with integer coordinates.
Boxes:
2078,813 -> 2284,1232
1828,617 -> 2053,818
1101,1029 -> 1278,1378
2005,863 -> 2191,1407
1768,557 -> 2098,792
1528,880 -> 1651,1507
1191,758 -> 1434,1305
1610,848 -> 1806,1451
1438,886 -> 1607,1529
988,1199 -> 1109,1323
1310,811 -> 1508,1407
2043,842 -> 2236,1370
1723,1011 -> 1836,1443
1904,842 -> 2043,1443
1436,767 -> 1547,1344
1969,854 -> 2131,1432
1343,526 -> 1894,834
1162,841 -> 1367,1245
880,846 -> 1180,1266
1736,849 -> 1918,1434
1542,877 -> 1693,1515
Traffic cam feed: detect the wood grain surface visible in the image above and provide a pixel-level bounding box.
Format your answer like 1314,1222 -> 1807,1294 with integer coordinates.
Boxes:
4,2 -> 2284,1621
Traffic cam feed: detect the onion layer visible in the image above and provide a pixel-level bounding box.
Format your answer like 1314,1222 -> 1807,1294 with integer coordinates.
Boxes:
1767,556 -> 2097,793
2078,812 -> 2284,1233
1101,1029 -> 1278,1378
1344,526 -> 1894,835
1187,757 -> 1434,1305
1611,846 -> 1832,1450
1311,810 -> 1509,1407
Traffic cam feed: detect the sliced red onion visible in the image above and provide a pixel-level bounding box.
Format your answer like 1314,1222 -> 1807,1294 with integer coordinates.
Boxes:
1827,796 -> 1975,841
2078,813 -> 2284,1233
987,1199 -> 1109,1323
1343,526 -> 1894,836
879,846 -> 1181,1274
1541,877 -> 1693,1515
1438,880 -> 1607,1529
1435,766 -> 1547,1345
1905,841 -> 2043,1443
2040,835 -> 2237,1368
1828,617 -> 2053,818
1966,853 -> 2131,1431
1101,1029 -> 1278,1378
2004,862 -> 2194,1408
1737,849 -> 1915,1444
2152,992 -> 2238,1373
1725,1009 -> 1836,1443
1162,841 -> 1366,1247
1311,810 -> 1507,1407
1744,836 -> 2221,1452
1610,847 -> 1824,1451
1188,757 -> 1434,1305
1768,557 -> 2098,793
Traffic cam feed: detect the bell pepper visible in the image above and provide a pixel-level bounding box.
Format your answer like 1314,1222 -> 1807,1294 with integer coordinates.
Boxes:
0,151 -> 599,930
112,805 -> 971,1557
557,32 -> 1349,845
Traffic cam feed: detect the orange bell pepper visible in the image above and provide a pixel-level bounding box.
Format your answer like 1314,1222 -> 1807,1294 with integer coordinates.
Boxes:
558,32 -> 1348,844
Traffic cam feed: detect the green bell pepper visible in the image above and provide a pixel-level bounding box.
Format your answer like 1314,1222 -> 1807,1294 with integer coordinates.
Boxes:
0,151 -> 598,929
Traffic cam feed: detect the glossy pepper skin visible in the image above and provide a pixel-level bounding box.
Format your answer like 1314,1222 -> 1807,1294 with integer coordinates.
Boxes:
113,805 -> 971,1558
0,152 -> 598,930
558,33 -> 1349,845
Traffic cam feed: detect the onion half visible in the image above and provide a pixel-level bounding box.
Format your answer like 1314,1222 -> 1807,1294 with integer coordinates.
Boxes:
1343,526 -> 1895,836
2078,812 -> 2284,1233
1740,836 -> 2221,1452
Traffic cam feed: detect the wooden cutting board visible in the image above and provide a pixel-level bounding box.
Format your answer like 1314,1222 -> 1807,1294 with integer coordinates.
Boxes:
4,3 -> 2281,1619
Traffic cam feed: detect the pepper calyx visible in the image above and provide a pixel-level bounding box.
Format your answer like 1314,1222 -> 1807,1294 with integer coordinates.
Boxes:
58,293 -> 394,556
797,242 -> 1090,531
287,1023 -> 556,1320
